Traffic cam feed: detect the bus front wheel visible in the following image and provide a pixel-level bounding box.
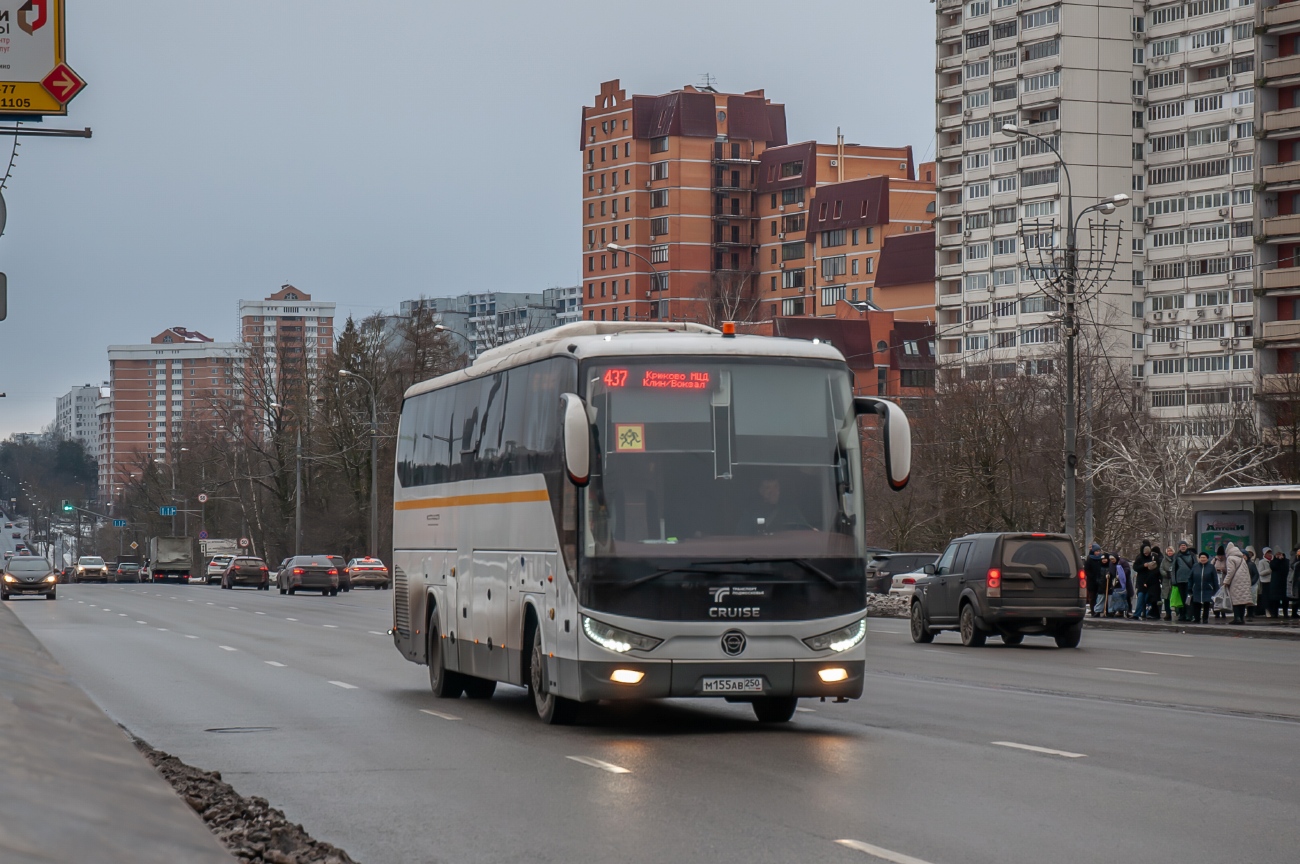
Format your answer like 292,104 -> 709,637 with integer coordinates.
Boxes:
428,620 -> 465,699
752,697 -> 798,723
529,627 -> 576,725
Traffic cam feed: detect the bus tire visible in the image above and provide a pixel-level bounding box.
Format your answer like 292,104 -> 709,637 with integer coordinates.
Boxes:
428,619 -> 465,699
529,626 -> 576,725
752,697 -> 798,723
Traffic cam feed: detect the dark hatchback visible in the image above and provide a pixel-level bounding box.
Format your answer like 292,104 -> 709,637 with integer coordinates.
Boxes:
909,532 -> 1085,648
276,556 -> 340,596
2,557 -> 58,600
865,552 -> 940,595
222,557 -> 270,590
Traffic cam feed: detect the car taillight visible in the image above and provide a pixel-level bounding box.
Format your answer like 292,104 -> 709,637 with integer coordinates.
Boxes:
901,577 -> 915,585
987,568 -> 1002,598
292,568 -> 304,575
328,569 -> 338,575
260,567 -> 268,572
1079,568 -> 1087,599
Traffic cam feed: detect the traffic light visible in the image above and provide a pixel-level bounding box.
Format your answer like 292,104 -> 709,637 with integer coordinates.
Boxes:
61,500 -> 74,513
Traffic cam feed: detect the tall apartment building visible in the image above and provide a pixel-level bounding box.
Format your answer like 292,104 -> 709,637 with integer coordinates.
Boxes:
54,384 -> 101,454
754,139 -> 936,320
399,287 -> 582,359
237,285 -> 335,403
935,0 -> 1258,428
580,79 -> 788,324
1255,0 -> 1300,443
101,328 -> 241,501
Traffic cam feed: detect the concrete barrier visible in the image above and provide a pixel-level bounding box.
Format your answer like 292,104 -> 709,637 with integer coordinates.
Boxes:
0,603 -> 234,864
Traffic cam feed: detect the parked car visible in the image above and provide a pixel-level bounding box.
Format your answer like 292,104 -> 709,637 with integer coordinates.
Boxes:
909,532 -> 1085,649
73,556 -> 110,583
205,555 -> 236,584
865,552 -> 940,595
221,556 -> 270,590
2,556 -> 57,600
344,557 -> 390,589
112,561 -> 143,583
276,556 -> 340,596
888,567 -> 929,598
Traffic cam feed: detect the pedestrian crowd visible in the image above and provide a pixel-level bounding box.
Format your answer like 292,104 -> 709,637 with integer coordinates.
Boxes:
1082,540 -> 1300,626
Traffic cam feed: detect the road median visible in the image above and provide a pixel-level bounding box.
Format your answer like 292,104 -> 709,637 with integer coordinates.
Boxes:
0,602 -> 236,864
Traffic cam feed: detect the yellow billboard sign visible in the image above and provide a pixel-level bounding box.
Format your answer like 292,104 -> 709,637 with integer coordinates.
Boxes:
0,1 -> 85,116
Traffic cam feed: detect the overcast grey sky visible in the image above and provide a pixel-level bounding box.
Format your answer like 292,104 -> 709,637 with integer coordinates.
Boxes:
0,1 -> 934,438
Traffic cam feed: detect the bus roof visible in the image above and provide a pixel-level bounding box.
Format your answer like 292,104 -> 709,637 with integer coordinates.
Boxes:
404,322 -> 850,400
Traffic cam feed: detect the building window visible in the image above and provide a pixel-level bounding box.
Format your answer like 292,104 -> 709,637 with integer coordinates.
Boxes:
651,189 -> 669,208
651,136 -> 668,153
650,161 -> 669,181
821,255 -> 847,279
821,229 -> 847,248
782,269 -> 806,289
781,297 -> 806,316
780,160 -> 804,178
781,242 -> 806,261
650,216 -> 668,236
649,245 -> 668,264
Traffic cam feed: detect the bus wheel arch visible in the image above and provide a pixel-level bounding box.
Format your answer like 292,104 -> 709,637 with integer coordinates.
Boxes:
427,599 -> 465,699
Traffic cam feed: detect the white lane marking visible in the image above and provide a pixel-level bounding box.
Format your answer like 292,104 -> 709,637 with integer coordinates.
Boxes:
228,606 -> 238,610
187,599 -> 194,602
156,628 -> 169,632
77,601 -> 83,604
206,602 -> 213,605
369,631 -> 386,635
118,613 -> 126,617
136,620 -> 147,624
88,604 -> 96,608
420,708 -> 461,721
219,645 -> 238,652
1097,667 -> 1158,676
184,635 -> 199,639
836,839 -> 935,864
795,707 -> 816,713
991,741 -> 1086,759
329,681 -> 358,689
1142,650 -> 1194,658
285,617 -> 298,621
103,609 -> 111,612
566,755 -> 630,774
871,628 -> 905,634
322,624 -> 338,628
264,661 -> 286,667
254,611 -> 265,615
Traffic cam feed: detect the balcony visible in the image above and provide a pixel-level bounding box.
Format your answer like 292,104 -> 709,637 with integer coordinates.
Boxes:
1263,267 -> 1300,292
1263,161 -> 1300,188
1264,54 -> 1300,84
1265,2 -> 1300,32
938,113 -> 963,131
1263,214 -> 1300,241
1262,106 -> 1300,136
1260,319 -> 1300,343
1258,373 -> 1300,399
713,209 -> 758,221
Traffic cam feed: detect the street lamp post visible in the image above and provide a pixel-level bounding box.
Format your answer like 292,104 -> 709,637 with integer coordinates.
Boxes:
339,370 -> 379,560
607,243 -> 664,321
1000,124 -> 1128,541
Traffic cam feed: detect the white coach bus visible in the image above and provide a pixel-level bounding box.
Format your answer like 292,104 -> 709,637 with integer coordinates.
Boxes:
391,321 -> 910,724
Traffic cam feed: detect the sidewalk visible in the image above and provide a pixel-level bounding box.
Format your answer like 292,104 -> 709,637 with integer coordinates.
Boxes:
1085,613 -> 1300,641
0,603 -> 235,864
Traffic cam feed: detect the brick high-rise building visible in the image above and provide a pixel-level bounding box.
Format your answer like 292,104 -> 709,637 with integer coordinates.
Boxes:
580,79 -> 788,324
755,138 -> 935,320
238,285 -> 335,406
101,327 -> 242,501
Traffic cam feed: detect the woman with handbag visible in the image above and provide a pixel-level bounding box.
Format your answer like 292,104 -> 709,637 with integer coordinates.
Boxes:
1222,542 -> 1254,625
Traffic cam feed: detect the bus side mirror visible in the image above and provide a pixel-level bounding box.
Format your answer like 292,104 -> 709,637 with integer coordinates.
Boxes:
560,393 -> 590,486
853,396 -> 911,491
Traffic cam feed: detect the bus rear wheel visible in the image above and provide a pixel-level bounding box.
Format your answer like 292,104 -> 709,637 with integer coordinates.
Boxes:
752,697 -> 798,723
529,627 -> 576,725
428,620 -> 465,699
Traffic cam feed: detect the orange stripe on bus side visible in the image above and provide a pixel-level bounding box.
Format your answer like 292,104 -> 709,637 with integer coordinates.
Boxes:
394,490 -> 551,511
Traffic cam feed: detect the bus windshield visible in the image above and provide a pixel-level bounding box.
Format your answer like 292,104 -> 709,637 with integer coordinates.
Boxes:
582,359 -> 863,561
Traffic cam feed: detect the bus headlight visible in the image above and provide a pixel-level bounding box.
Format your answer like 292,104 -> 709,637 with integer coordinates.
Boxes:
803,618 -> 867,653
581,616 -> 662,653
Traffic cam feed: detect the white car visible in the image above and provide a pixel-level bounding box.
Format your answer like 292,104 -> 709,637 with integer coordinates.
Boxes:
205,555 -> 236,584
888,568 -> 928,598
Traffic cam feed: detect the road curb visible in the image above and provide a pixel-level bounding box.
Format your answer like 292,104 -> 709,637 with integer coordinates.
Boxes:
1084,617 -> 1300,641
0,602 -> 236,864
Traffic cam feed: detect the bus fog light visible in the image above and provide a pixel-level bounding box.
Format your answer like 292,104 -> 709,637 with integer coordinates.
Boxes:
582,616 -> 662,653
610,669 -> 645,684
802,618 -> 867,652
818,667 -> 849,683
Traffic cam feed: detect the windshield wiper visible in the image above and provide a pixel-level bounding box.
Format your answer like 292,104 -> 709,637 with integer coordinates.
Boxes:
702,558 -> 841,587
617,566 -> 770,590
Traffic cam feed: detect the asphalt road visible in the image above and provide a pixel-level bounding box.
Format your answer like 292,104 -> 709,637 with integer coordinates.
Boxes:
8,569 -> 1300,864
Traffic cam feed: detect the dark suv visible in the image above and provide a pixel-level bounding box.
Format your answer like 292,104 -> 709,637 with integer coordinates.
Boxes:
909,532 -> 1084,648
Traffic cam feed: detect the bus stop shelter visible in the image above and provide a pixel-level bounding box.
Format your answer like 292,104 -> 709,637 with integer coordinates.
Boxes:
1180,485 -> 1300,556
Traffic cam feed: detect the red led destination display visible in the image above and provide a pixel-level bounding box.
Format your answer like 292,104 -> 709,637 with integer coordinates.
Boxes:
601,369 -> 711,390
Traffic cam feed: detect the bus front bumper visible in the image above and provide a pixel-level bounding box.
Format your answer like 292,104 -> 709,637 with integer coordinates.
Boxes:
573,659 -> 864,702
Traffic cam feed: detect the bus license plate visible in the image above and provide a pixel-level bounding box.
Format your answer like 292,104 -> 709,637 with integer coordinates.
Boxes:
701,677 -> 763,694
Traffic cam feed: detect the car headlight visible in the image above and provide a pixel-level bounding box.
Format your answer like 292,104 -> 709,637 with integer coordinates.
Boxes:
2,574 -> 16,583
44,575 -> 56,583
581,616 -> 662,653
802,618 -> 867,653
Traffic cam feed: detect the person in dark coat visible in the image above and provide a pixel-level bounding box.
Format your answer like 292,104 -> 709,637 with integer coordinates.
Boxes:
1173,541 -> 1195,622
1084,543 -> 1105,618
1134,545 -> 1161,620
1245,547 -> 1262,619
1268,548 -> 1290,618
1187,551 -> 1219,624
